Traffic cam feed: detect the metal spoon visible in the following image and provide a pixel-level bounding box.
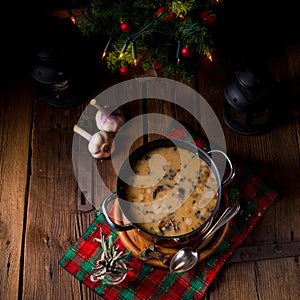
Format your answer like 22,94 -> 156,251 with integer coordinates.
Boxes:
169,201 -> 240,273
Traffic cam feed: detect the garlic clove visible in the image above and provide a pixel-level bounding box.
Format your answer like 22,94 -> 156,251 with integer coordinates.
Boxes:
95,109 -> 125,132
90,99 -> 125,132
88,131 -> 115,159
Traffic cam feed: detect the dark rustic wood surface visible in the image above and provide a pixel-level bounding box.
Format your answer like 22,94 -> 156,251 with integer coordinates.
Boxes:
1,15 -> 300,300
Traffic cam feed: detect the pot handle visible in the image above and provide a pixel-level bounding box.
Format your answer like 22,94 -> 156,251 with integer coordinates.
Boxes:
101,192 -> 135,231
207,149 -> 235,187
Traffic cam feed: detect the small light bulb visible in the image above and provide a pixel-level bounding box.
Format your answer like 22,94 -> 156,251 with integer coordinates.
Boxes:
119,38 -> 130,59
70,16 -> 76,24
101,38 -> 112,59
67,8 -> 76,24
176,40 -> 181,63
131,42 -> 137,65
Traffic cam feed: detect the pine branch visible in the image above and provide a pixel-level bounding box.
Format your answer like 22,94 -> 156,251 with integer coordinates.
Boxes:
75,0 -> 223,82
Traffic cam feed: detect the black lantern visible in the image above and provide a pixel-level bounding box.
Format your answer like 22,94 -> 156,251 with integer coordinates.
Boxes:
222,64 -> 278,135
30,16 -> 98,108
31,45 -> 81,108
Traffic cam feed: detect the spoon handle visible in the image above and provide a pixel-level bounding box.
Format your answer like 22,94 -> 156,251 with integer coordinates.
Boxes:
197,202 -> 240,250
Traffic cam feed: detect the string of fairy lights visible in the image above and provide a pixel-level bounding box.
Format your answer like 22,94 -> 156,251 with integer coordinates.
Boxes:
99,6 -> 216,66
55,0 -> 222,82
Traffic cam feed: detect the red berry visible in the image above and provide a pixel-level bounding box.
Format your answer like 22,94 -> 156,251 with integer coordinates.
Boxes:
181,46 -> 194,58
200,9 -> 216,25
119,66 -> 131,77
157,7 -> 173,22
120,22 -> 132,32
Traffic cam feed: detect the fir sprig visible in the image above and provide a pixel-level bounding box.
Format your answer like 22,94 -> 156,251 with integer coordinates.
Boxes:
171,0 -> 196,17
174,17 -> 211,54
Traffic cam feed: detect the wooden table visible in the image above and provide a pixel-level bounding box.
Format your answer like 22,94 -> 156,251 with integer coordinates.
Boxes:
1,16 -> 300,300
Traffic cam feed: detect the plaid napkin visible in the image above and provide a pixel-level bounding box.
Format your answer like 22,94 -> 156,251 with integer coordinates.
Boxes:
59,124 -> 279,300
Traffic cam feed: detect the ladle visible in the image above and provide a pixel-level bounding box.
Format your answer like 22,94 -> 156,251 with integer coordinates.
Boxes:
169,201 -> 240,273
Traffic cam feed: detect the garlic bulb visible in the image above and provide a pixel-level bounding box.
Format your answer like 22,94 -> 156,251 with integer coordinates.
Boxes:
90,99 -> 125,132
73,125 -> 114,159
88,131 -> 114,159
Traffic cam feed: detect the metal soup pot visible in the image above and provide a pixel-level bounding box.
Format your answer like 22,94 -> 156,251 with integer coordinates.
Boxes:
102,138 -> 235,244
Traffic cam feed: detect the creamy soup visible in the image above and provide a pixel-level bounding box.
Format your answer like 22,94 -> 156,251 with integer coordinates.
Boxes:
122,146 -> 218,237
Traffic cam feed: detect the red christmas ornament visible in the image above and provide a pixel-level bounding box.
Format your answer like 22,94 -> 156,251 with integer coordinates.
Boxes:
156,6 -> 173,22
181,46 -> 195,58
200,9 -> 216,26
120,22 -> 132,32
209,47 -> 216,53
153,61 -> 162,70
119,66 -> 131,77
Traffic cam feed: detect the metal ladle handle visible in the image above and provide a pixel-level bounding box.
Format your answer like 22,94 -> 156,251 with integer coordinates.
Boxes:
196,201 -> 240,251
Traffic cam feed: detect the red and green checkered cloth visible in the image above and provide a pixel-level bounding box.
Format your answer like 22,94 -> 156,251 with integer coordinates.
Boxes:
59,125 -> 279,299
